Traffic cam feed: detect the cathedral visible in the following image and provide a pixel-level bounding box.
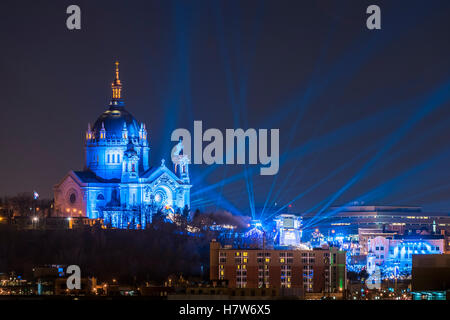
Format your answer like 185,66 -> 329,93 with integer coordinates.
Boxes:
54,62 -> 191,228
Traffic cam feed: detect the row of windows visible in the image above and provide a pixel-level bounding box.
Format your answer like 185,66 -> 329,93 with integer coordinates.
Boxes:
90,137 -> 141,143
330,215 -> 441,219
301,258 -> 316,264
227,251 -> 335,257
257,252 -> 271,257
222,251 -> 332,262
235,258 -> 248,264
222,258 -> 324,265
225,265 -> 316,272
279,252 -> 294,257
106,153 -> 121,164
234,252 -> 248,257
279,258 -> 294,264
301,252 -> 315,257
387,246 -> 440,254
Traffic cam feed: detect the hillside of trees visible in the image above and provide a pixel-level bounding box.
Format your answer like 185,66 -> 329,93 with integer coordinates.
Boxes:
0,222 -> 216,284
0,195 -> 251,284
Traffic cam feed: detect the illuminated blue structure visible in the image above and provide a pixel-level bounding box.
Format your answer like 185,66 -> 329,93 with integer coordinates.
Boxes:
366,235 -> 444,277
274,214 -> 302,246
54,62 -> 191,228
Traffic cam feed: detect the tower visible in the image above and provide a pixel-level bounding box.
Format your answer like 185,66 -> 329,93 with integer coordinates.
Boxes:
121,142 -> 140,182
172,138 -> 190,184
274,214 -> 303,246
111,60 -> 123,103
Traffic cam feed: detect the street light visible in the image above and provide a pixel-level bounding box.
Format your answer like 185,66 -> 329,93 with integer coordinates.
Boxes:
32,216 -> 38,229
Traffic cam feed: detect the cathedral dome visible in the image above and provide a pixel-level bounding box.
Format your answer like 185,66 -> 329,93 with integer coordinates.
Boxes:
92,105 -> 140,139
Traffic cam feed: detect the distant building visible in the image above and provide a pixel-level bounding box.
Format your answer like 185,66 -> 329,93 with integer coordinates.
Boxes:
33,265 -> 67,295
169,283 -> 284,300
54,62 -> 191,229
358,228 -> 397,255
367,234 -> 445,272
55,277 -> 94,296
209,240 -> 346,297
302,204 -> 450,236
274,214 -> 303,246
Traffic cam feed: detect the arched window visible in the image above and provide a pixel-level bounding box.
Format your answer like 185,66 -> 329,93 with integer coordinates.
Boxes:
97,194 -> 105,201
112,154 -> 115,163
117,154 -> 121,163
107,154 -> 110,163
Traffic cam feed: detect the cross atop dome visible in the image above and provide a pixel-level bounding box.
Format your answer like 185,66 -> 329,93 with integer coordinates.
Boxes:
111,61 -> 123,100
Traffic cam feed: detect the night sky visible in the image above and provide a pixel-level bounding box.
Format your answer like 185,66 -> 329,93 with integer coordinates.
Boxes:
1,0 -> 450,217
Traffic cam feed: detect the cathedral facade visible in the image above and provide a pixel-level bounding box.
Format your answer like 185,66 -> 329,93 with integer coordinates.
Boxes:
54,62 -> 191,228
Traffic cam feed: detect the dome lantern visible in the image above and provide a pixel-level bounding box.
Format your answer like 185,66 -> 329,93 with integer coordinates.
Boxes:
111,61 -> 123,102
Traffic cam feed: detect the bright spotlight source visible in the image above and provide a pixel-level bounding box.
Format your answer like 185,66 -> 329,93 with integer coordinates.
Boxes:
32,217 -> 38,222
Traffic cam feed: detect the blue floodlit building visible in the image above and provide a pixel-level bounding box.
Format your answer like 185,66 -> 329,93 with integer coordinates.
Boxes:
54,62 -> 191,228
366,234 -> 445,277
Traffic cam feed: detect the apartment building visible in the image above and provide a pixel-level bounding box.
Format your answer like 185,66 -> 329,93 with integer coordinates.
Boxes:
210,240 -> 346,295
